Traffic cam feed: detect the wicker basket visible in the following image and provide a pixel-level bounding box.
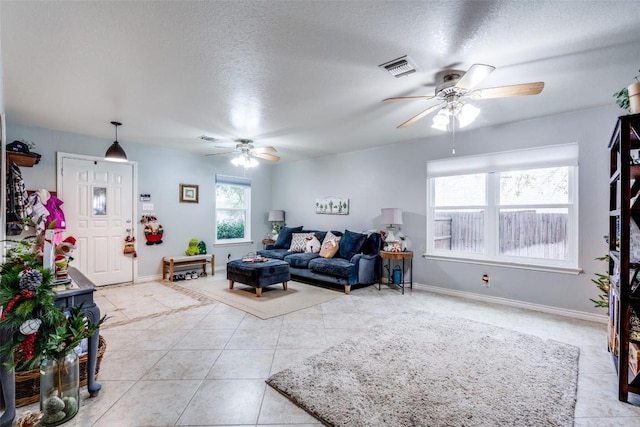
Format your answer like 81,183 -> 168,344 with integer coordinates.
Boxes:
15,335 -> 107,407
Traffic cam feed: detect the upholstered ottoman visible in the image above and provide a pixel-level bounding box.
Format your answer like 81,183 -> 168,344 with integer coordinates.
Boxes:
226,259 -> 290,297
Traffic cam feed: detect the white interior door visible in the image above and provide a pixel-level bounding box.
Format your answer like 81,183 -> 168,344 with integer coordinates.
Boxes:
58,154 -> 135,286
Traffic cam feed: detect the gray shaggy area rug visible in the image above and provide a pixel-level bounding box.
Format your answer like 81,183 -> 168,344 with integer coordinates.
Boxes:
266,312 -> 580,427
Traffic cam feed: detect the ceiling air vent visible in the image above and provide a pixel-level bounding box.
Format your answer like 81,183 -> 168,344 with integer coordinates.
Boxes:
379,55 -> 418,78
198,135 -> 218,142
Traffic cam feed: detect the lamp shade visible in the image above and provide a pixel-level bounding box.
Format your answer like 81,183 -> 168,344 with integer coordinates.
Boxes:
381,208 -> 403,225
268,210 -> 285,222
105,121 -> 128,162
105,141 -> 127,162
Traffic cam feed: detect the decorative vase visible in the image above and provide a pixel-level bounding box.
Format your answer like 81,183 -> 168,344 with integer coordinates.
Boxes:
630,82 -> 640,115
39,352 -> 80,426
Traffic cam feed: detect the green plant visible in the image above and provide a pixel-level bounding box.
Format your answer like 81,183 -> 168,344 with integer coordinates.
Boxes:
217,220 -> 245,239
272,222 -> 286,234
590,254 -> 610,309
0,241 -> 107,371
613,69 -> 640,112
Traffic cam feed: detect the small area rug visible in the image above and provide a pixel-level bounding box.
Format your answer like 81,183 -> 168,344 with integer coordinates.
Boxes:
267,312 -> 580,427
166,276 -> 344,319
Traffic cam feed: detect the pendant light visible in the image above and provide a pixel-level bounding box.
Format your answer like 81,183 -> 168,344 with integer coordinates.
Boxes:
105,121 -> 127,162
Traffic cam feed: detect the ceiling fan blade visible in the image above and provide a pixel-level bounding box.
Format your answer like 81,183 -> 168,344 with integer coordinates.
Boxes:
253,152 -> 280,162
254,146 -> 277,153
397,103 -> 443,129
470,82 -> 545,100
455,64 -> 495,91
383,95 -> 436,102
205,150 -> 235,156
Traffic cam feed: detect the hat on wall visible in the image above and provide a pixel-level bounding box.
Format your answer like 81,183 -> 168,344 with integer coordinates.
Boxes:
6,140 -> 30,153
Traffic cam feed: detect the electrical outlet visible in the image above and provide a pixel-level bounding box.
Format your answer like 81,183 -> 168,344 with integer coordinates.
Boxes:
482,274 -> 490,287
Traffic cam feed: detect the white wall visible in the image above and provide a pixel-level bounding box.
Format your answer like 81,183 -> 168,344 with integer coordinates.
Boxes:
6,103 -> 620,315
6,123 -> 275,278
272,104 -> 620,315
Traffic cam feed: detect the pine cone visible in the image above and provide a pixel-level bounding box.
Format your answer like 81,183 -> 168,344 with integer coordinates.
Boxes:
19,269 -> 43,291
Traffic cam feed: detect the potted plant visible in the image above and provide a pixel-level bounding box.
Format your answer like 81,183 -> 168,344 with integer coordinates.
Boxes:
0,240 -> 106,426
614,69 -> 640,114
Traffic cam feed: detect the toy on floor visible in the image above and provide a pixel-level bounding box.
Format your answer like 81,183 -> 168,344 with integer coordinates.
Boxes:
304,235 -> 321,253
185,238 -> 199,256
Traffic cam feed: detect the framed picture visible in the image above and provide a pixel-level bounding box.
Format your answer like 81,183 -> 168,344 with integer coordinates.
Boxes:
180,184 -> 199,203
315,197 -> 349,215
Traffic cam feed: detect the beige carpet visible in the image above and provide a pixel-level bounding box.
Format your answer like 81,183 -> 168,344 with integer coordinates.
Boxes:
165,275 -> 345,319
268,311 -> 580,426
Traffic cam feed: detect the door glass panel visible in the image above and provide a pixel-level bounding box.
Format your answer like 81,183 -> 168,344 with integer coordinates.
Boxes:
92,187 -> 107,216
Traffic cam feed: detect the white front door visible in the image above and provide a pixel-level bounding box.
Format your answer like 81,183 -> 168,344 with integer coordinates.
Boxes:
58,154 -> 135,286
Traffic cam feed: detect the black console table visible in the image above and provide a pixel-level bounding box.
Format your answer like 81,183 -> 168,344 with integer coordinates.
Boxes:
0,267 -> 102,427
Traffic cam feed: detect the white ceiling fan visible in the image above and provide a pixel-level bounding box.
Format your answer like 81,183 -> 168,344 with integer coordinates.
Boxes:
383,64 -> 544,130
206,139 -> 280,167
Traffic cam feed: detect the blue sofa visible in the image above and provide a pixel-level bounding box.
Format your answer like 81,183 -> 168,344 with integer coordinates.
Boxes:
257,227 -> 383,294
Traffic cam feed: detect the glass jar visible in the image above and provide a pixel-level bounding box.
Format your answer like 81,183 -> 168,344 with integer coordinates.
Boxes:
39,351 -> 80,426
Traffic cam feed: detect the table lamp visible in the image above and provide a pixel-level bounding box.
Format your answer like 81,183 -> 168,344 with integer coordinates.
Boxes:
381,208 -> 403,250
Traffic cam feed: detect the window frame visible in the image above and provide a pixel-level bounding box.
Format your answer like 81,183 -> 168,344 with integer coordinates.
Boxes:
425,144 -> 580,274
215,174 -> 252,245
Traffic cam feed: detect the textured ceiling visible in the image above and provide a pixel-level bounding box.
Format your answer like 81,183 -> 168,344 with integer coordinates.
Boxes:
2,1 -> 640,162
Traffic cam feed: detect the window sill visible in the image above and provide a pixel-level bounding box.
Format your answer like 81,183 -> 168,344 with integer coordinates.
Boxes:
422,254 -> 582,275
215,241 -> 254,247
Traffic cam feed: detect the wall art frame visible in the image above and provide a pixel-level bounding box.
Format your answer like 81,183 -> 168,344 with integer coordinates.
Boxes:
180,183 -> 199,203
315,196 -> 349,215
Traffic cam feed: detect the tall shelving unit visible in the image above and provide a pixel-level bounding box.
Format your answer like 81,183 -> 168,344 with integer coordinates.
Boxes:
608,113 -> 640,402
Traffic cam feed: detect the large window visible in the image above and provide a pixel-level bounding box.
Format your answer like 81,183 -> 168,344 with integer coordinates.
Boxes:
215,174 -> 251,244
426,144 -> 579,271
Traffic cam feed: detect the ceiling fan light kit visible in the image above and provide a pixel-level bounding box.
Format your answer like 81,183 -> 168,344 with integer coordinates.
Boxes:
105,121 -> 128,162
231,154 -> 259,168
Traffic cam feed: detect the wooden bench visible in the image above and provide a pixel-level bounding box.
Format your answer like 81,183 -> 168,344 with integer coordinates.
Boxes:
162,254 -> 215,281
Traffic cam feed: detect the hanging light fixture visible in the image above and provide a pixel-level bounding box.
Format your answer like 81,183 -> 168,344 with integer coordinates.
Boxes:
105,121 -> 127,162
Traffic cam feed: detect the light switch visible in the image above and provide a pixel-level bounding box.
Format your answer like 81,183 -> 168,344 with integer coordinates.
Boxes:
142,203 -> 154,211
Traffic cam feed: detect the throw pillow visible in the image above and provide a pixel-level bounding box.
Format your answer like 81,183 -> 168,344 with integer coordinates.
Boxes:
273,226 -> 303,249
322,230 -> 342,245
319,239 -> 340,258
289,232 -> 316,252
338,229 -> 367,260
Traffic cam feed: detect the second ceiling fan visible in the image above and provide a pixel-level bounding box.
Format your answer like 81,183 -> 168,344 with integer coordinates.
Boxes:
383,64 -> 544,130
207,139 -> 280,167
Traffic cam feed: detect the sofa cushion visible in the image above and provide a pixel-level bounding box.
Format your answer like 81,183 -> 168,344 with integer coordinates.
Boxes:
309,257 -> 356,279
319,239 -> 340,258
284,252 -> 320,268
289,232 -> 316,252
257,248 -> 290,260
361,231 -> 383,255
273,226 -> 303,249
338,229 -> 367,260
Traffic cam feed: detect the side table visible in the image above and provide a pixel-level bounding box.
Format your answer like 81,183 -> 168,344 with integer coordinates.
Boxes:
261,239 -> 276,249
379,250 -> 413,294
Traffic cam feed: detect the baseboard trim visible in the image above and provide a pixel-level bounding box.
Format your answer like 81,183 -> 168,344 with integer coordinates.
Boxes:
135,274 -> 163,283
416,283 -> 607,324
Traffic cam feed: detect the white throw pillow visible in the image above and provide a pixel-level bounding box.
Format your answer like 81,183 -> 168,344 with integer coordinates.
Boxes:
289,232 -> 316,253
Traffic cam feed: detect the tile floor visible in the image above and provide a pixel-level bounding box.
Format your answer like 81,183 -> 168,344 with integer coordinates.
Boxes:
12,275 -> 640,426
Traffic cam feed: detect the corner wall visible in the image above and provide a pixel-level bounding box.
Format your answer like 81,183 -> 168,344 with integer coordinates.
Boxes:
272,105 -> 619,315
